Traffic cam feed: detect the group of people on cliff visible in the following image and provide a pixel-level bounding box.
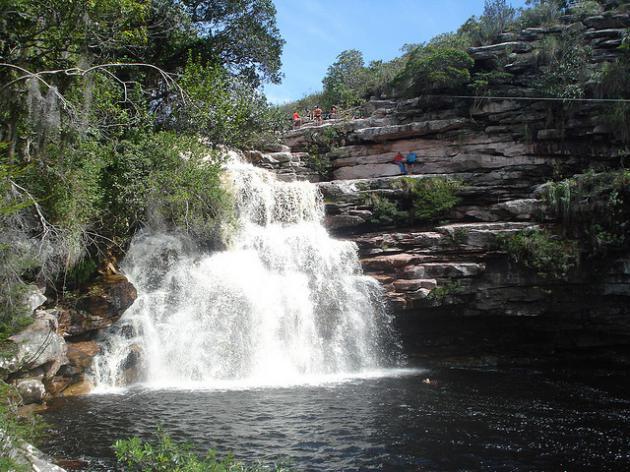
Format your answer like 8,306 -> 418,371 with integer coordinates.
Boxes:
292,105 -> 338,128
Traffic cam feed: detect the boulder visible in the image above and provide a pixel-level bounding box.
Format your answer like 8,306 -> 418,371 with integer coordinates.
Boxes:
66,341 -> 100,370
0,310 -> 67,378
16,378 -> 46,404
59,274 -> 137,337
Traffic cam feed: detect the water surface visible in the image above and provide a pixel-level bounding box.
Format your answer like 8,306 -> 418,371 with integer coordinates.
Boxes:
43,366 -> 630,471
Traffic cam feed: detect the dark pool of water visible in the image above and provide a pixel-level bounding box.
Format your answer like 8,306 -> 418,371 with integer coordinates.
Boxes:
42,366 -> 630,471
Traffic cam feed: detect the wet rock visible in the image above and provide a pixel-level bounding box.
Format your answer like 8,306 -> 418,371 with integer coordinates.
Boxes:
66,341 -> 100,370
59,274 -> 137,337
60,378 -> 93,396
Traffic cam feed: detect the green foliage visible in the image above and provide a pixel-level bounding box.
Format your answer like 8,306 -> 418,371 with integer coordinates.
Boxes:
322,50 -> 367,108
172,55 -> 287,148
427,281 -> 463,303
598,30 -> 630,143
364,194 -> 407,226
114,430 -> 294,472
537,32 -> 592,99
104,132 -> 232,243
403,177 -> 462,222
498,229 -> 579,279
469,70 -> 514,95
517,0 -> 565,28
0,381 -> 47,471
567,0 -> 603,17
394,46 -> 474,96
543,170 -> 630,254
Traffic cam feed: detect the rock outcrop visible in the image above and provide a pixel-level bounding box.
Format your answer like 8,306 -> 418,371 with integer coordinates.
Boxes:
275,10 -> 630,365
1,273 -> 137,406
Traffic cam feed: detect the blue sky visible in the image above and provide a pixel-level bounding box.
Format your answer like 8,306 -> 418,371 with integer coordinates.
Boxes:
264,0 -> 528,104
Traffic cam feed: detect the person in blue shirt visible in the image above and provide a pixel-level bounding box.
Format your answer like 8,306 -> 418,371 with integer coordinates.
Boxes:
406,151 -> 417,174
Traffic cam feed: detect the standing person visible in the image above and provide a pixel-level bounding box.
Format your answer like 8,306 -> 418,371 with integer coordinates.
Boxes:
393,151 -> 407,175
292,111 -> 301,128
313,105 -> 323,126
405,151 -> 417,174
330,105 -> 338,119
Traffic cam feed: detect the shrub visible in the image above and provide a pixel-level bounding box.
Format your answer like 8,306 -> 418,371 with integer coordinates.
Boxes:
403,177 -> 462,222
568,0 -> 602,17
104,132 -> 232,244
395,46 -> 474,96
543,170 -> 630,254
498,229 -> 579,279
517,0 -> 565,28
537,32 -> 592,99
114,430 -> 294,472
427,281 -> 463,303
364,194 -> 407,226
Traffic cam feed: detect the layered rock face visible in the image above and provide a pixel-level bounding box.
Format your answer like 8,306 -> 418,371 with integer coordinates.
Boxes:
277,12 -> 630,365
1,274 -> 137,405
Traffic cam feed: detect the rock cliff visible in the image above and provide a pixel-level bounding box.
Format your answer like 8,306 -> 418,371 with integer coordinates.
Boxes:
272,10 -> 630,365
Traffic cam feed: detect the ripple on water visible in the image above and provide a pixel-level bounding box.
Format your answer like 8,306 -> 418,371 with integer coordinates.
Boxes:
43,367 -> 630,472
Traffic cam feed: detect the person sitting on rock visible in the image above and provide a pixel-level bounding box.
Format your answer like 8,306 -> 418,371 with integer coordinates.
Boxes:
393,151 -> 407,175
329,105 -> 338,120
313,105 -> 323,125
292,111 -> 302,128
405,151 -> 417,174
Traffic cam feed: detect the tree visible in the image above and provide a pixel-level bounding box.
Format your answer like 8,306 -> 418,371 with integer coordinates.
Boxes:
394,46 -> 475,95
322,49 -> 366,107
170,0 -> 285,85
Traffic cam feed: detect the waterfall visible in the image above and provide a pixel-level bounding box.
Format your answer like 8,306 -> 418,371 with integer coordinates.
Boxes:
92,157 -> 401,390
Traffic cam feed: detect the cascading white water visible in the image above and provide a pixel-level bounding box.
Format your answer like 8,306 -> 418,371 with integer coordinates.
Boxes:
92,157 -> 401,390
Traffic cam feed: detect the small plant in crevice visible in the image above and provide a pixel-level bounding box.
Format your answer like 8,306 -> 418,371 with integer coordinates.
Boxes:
363,194 -> 407,226
542,170 -> 630,255
498,229 -> 579,280
428,281 -> 463,303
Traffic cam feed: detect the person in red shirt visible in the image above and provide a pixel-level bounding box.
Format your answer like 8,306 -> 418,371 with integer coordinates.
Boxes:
292,111 -> 301,128
393,151 -> 407,175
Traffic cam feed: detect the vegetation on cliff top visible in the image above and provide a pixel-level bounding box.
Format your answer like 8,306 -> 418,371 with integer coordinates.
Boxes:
286,0 -> 629,111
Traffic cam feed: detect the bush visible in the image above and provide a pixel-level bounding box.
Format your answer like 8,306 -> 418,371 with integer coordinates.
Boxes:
537,32 -> 592,99
114,430 -> 294,472
498,229 -> 579,279
517,0 -> 565,28
543,170 -> 630,254
365,194 -> 407,226
104,132 -> 232,244
403,177 -> 462,222
394,46 -> 474,96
